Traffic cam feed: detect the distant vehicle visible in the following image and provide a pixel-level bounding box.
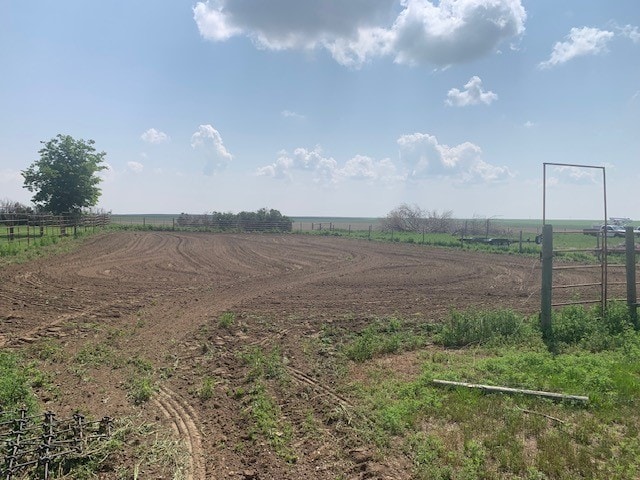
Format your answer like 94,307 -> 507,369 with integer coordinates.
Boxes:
634,226 -> 640,236
601,225 -> 626,237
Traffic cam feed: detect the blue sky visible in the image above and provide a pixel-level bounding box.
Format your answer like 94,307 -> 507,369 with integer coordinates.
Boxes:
1,1 -> 639,219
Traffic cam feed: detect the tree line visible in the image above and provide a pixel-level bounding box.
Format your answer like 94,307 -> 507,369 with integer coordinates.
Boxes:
176,208 -> 292,232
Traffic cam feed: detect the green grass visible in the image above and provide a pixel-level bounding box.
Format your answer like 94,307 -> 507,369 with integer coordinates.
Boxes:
341,304 -> 640,479
218,311 -> 235,329
0,352 -> 41,415
0,228 -> 101,265
237,346 -> 297,462
344,317 -> 429,362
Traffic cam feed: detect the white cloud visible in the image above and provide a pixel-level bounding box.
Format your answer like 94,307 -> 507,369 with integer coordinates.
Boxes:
256,146 -> 338,185
191,124 -> 233,175
281,110 -> 305,120
256,147 -> 400,186
397,132 -> 511,184
193,1 -> 242,41
524,120 -> 535,128
548,165 -> 600,185
194,0 -> 526,68
446,76 -> 497,107
618,24 -> 640,43
539,26 -> 614,69
338,155 -> 401,183
140,128 -> 170,144
127,161 -> 144,173
390,0 -> 526,66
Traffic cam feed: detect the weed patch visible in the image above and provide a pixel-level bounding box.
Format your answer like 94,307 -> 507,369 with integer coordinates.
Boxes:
218,311 -> 235,329
437,308 -> 537,347
344,306 -> 640,479
0,352 -> 40,415
344,317 -> 428,362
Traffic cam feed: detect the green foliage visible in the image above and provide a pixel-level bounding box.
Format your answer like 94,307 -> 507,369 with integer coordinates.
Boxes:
74,343 -> 120,368
0,353 -> 40,414
552,302 -> 635,351
218,311 -> 235,329
22,134 -> 107,214
239,346 -> 285,381
344,317 -> 427,362
438,308 -> 537,347
176,208 -> 293,232
197,376 -> 216,400
344,307 -> 640,478
127,376 -> 156,405
242,382 -> 297,462
236,345 -> 296,462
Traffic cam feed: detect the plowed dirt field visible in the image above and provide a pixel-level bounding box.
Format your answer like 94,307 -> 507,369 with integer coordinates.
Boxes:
0,231 -> 607,478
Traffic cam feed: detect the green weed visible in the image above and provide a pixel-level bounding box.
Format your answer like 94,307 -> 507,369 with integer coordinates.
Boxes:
242,382 -> 297,463
127,376 -> 156,405
0,352 -> 40,415
344,317 -> 427,362
345,307 -> 640,479
197,376 -> 217,401
437,308 -> 537,347
218,311 -> 235,329
239,346 -> 285,381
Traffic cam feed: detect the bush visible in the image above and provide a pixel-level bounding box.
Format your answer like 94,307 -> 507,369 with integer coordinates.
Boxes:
438,309 -> 535,347
552,302 -> 635,352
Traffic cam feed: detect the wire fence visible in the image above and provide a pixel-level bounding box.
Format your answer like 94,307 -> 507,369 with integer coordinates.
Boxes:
0,408 -> 112,480
0,214 -> 111,245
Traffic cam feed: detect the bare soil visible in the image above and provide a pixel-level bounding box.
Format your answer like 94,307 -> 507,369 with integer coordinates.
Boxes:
0,232 -> 610,479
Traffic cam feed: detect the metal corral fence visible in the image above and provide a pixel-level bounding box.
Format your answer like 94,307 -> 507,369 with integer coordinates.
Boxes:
0,408 -> 112,480
0,214 -> 111,245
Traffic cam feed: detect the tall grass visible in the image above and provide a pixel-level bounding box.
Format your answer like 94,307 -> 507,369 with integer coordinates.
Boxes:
343,303 -> 640,478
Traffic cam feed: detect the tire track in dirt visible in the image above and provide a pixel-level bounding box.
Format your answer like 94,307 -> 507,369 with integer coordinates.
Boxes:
154,386 -> 206,480
287,366 -> 354,411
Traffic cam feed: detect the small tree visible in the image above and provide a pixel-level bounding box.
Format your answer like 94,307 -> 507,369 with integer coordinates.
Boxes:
22,134 -> 107,215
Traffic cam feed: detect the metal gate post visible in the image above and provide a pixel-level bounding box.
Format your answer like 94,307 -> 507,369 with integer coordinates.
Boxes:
540,224 -> 553,341
626,226 -> 638,328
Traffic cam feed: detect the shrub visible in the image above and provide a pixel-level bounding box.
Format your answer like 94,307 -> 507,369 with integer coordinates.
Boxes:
438,309 -> 534,347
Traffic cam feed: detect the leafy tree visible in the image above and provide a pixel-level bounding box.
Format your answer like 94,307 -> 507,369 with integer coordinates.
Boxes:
22,134 -> 107,215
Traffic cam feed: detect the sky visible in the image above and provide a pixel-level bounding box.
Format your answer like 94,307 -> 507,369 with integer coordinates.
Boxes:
1,1 -> 639,219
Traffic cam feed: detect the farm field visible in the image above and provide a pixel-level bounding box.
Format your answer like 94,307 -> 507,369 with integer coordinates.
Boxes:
0,231 -> 633,478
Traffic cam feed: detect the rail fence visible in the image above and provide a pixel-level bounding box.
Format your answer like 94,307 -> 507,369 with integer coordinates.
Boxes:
0,409 -> 112,480
0,214 -> 111,245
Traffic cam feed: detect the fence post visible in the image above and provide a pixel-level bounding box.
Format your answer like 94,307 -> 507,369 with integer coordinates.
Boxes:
626,226 -> 638,328
540,224 -> 553,344
519,230 -> 523,253
368,225 -> 372,240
